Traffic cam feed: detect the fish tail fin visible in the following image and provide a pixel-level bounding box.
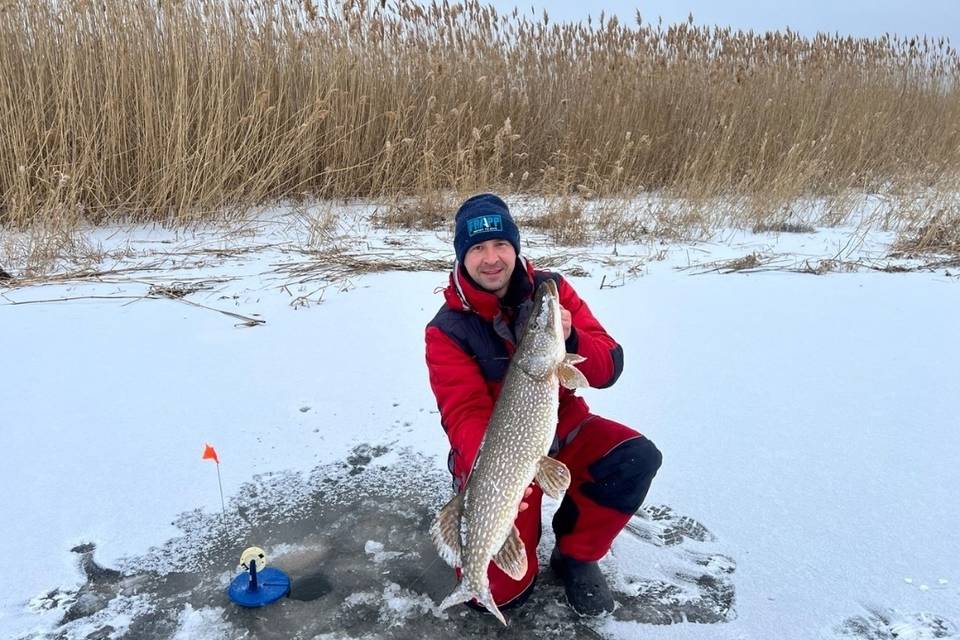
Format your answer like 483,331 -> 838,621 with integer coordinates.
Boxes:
438,583 -> 473,613
438,583 -> 507,626
477,589 -> 506,625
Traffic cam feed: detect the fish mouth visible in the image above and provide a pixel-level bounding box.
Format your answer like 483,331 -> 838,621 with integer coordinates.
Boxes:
529,279 -> 560,336
536,279 -> 559,309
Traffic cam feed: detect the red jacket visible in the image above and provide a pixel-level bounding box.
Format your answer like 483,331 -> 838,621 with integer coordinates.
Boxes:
425,257 -> 624,490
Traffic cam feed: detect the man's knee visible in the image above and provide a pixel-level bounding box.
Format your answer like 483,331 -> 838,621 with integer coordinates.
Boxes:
581,436 -> 663,514
552,495 -> 580,539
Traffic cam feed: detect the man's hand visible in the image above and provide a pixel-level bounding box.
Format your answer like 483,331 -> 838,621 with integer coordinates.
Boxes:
560,307 -> 572,340
518,486 -> 534,513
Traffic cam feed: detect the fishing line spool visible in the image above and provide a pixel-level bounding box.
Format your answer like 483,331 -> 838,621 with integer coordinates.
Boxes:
227,546 -> 291,607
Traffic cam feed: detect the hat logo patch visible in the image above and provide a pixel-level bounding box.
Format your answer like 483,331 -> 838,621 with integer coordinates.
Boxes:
467,214 -> 503,236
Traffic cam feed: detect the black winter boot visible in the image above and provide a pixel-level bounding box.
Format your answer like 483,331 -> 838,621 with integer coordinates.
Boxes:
550,547 -> 615,616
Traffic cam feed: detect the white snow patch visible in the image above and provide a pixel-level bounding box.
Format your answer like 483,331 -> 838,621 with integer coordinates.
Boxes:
365,540 -> 404,563
343,591 -> 379,608
378,582 -> 443,627
267,542 -> 311,557
171,604 -> 236,639
55,595 -> 154,640
834,609 -> 958,639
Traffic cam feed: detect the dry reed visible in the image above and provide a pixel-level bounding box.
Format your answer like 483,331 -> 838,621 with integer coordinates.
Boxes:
1,0 -> 958,236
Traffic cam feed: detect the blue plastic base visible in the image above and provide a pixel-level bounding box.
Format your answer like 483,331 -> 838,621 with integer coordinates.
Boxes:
228,567 -> 291,607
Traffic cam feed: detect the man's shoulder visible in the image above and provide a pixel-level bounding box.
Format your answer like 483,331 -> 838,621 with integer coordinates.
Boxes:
532,269 -> 563,286
533,269 -> 581,297
426,303 -> 497,360
427,303 -> 480,333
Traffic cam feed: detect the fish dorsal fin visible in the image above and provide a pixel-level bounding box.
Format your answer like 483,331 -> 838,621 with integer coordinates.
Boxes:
536,456 -> 572,499
558,354 -> 589,390
492,525 -> 528,581
430,493 -> 464,568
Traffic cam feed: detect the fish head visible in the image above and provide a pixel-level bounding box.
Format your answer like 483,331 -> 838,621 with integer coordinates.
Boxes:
514,279 -> 566,379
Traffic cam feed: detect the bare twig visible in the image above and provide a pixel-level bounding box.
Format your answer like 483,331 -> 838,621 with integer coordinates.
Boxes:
681,253 -> 788,275
170,297 -> 265,326
4,295 -> 145,305
3,291 -> 264,326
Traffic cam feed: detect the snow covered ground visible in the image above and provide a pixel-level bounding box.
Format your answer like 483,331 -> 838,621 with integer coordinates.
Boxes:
1,202 -> 957,639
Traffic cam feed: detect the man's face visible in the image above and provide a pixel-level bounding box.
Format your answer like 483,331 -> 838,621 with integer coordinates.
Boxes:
463,239 -> 516,298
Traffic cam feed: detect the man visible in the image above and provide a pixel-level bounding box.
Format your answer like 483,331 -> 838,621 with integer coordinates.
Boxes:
425,193 -> 662,616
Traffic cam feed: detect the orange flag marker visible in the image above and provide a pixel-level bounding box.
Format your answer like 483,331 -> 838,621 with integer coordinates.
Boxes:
202,443 -> 220,464
202,443 -> 226,518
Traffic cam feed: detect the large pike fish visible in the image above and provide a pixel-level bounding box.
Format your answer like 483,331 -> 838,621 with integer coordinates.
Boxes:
430,279 -> 589,625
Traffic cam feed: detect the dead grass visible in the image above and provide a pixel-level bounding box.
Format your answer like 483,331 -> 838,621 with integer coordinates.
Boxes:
725,253 -> 762,271
894,213 -> 960,256
752,222 -> 817,234
524,197 -> 591,245
276,247 -> 452,285
147,282 -> 211,299
794,258 -> 861,275
371,193 -> 457,230
0,222 -> 101,279
1,0 -> 957,239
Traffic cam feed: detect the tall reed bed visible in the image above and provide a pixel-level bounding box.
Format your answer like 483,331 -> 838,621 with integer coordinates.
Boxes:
1,0 -> 958,231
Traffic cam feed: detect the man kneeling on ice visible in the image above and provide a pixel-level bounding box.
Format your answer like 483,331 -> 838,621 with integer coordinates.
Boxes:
425,193 -> 663,618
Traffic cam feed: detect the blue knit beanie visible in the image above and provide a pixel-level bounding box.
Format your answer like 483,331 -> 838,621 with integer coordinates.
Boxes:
453,193 -> 521,264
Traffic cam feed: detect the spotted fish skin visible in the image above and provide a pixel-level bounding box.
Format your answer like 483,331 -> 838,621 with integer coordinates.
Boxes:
431,279 -> 589,625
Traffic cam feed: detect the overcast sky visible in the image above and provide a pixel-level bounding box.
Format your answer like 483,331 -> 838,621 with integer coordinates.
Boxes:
486,1 -> 959,46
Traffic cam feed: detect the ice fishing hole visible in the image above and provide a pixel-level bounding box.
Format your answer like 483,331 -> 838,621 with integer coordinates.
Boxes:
289,572 -> 333,601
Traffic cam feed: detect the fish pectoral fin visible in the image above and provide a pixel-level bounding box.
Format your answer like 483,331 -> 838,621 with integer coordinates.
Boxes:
492,525 -> 528,581
558,361 -> 589,389
535,456 -> 572,499
565,353 -> 586,365
430,493 -> 464,567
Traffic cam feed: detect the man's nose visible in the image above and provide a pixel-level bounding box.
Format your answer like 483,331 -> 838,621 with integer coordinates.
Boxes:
479,245 -> 498,262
